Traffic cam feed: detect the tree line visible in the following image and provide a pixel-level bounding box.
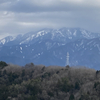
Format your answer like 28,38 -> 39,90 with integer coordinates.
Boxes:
0,61 -> 100,100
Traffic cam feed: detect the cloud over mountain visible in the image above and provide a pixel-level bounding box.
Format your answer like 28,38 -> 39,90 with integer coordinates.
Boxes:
0,0 -> 100,39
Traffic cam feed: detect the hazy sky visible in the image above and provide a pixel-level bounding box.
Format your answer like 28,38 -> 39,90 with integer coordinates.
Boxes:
0,0 -> 100,38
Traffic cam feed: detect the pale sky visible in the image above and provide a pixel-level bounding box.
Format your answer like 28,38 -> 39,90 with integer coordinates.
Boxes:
0,0 -> 100,38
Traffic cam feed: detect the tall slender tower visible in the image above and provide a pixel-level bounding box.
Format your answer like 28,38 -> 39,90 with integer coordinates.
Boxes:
66,52 -> 69,66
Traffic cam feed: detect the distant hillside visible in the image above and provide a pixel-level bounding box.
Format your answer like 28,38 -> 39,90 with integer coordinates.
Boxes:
0,27 -> 100,69
0,61 -> 100,100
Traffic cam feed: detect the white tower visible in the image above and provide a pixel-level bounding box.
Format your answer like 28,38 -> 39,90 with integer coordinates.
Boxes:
66,52 -> 69,66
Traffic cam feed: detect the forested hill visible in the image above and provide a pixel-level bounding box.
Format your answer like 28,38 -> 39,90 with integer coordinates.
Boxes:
0,61 -> 100,100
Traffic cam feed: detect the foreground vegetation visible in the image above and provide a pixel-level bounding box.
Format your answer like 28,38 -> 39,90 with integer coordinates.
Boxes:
0,61 -> 100,100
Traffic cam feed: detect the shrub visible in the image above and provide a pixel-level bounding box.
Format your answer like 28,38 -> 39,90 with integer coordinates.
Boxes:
56,78 -> 74,93
69,94 -> 74,100
21,69 -> 25,77
75,82 -> 80,90
79,94 -> 90,100
47,91 -> 54,97
42,72 -> 51,78
0,61 -> 8,69
94,82 -> 100,88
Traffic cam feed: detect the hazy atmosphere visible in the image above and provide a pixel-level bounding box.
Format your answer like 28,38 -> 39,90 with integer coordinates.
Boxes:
0,0 -> 100,38
1,1 -> 100,99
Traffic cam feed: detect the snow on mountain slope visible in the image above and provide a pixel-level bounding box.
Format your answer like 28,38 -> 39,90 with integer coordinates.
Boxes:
0,34 -> 24,46
0,37 -> 100,69
0,28 -> 100,46
0,36 -> 15,45
0,27 -> 100,69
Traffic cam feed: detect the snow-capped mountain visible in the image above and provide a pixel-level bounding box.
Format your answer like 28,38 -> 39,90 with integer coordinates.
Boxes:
0,27 -> 100,46
0,27 -> 100,69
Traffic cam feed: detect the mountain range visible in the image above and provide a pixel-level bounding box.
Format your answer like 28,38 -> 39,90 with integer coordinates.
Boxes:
0,27 -> 100,69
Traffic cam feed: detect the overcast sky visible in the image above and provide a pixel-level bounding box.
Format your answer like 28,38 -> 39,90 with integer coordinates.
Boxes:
0,0 -> 100,39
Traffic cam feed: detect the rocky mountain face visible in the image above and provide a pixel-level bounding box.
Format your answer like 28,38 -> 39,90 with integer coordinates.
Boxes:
0,27 -> 100,69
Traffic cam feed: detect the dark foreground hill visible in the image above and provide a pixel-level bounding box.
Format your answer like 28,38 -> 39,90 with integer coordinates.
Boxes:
0,61 -> 100,100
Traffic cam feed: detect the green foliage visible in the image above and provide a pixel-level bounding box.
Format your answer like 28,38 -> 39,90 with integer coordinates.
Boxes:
41,72 -> 51,78
75,82 -> 80,90
8,72 -> 19,84
0,61 -> 99,100
0,71 -> 2,77
25,63 -> 34,68
0,61 -> 7,69
93,81 -> 100,94
56,71 -> 60,74
21,69 -> 25,77
27,95 -> 38,100
69,94 -> 74,100
94,82 -> 100,88
56,78 -> 74,92
66,65 -> 70,68
0,85 -> 9,100
31,63 -> 34,66
47,91 -> 54,97
41,66 -> 45,71
3,70 -> 7,75
29,79 -> 41,92
79,94 -> 90,100
27,84 -> 39,95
